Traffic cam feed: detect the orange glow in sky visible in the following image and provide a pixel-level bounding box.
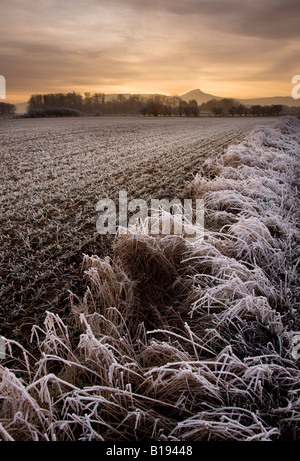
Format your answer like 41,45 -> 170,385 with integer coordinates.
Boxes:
1,0 -> 299,104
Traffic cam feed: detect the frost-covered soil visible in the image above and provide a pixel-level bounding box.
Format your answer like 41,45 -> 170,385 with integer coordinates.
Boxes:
0,116 -> 274,343
0,116 -> 300,441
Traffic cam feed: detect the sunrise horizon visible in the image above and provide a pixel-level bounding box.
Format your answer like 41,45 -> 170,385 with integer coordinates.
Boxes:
5,83 -> 296,106
2,1 -> 299,106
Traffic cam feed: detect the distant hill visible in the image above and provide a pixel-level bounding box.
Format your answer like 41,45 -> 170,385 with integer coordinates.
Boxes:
180,88 -> 300,107
238,96 -> 300,107
180,89 -> 222,104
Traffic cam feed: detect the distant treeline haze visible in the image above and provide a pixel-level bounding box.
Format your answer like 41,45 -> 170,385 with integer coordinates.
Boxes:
26,91 -> 284,117
0,102 -> 16,115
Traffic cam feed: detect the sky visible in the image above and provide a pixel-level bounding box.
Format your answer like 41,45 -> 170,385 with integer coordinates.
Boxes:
1,0 -> 300,104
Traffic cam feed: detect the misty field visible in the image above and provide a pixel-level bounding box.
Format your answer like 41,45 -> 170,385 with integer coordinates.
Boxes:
0,115 -> 300,441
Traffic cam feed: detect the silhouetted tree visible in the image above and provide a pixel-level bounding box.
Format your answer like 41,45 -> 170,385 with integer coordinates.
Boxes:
28,94 -> 43,110
228,105 -> 237,116
212,106 -> 224,116
218,98 -> 237,112
140,105 -> 148,116
164,105 -> 172,116
188,99 -> 198,107
250,105 -> 263,116
178,105 -> 185,117
147,101 -> 165,116
272,104 -> 283,116
236,104 -> 248,116
0,102 -> 16,115
200,99 -> 219,112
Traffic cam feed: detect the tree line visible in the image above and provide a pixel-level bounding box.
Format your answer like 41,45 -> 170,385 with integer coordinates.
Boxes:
140,98 -> 200,117
26,92 -> 283,117
27,92 -> 182,116
201,98 -> 283,117
27,92 -> 105,114
0,102 -> 16,115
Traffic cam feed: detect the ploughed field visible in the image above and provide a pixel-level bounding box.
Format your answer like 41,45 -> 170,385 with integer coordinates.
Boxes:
0,115 -> 274,344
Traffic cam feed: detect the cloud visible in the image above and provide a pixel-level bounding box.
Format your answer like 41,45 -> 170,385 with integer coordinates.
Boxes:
1,0 -> 299,101
97,0 -> 300,39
